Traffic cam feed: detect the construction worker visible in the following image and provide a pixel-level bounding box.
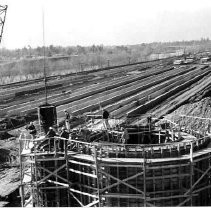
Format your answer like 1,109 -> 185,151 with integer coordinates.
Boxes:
26,122 -> 37,139
59,127 -> 69,152
122,128 -> 130,144
46,127 -> 57,150
64,110 -> 71,131
147,115 -> 152,125
165,130 -> 170,143
102,109 -> 110,130
25,122 -> 37,149
46,127 -> 57,138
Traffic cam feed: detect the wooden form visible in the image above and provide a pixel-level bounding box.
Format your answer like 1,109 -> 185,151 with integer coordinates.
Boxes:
19,136 -> 71,207
19,115 -> 211,207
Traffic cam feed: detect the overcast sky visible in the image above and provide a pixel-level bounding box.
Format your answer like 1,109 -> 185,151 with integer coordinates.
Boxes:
1,0 -> 211,49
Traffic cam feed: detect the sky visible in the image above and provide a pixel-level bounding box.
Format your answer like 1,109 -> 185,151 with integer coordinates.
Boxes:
1,0 -> 211,49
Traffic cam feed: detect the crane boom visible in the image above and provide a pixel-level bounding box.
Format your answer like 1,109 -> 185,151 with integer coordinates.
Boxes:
0,5 -> 7,44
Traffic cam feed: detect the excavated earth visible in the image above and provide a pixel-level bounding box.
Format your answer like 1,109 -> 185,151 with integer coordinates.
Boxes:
0,138 -> 20,207
149,74 -> 211,130
168,97 -> 211,131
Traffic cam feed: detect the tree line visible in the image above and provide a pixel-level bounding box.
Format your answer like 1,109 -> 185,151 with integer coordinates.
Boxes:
0,38 -> 211,61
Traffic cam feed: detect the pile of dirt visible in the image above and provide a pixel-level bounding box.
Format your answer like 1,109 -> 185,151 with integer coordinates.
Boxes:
188,84 -> 211,103
0,167 -> 20,207
0,138 -> 20,207
168,97 -> 211,131
0,139 -> 19,164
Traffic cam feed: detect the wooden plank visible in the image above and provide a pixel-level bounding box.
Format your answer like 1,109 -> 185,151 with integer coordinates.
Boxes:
148,194 -> 198,202
69,168 -> 97,178
84,200 -> 99,207
103,193 -> 144,199
46,179 -> 98,199
94,146 -> 101,207
47,179 -> 68,187
68,159 -> 96,168
143,156 -> 147,207
39,186 -> 67,190
69,188 -> 98,198
193,153 -> 211,163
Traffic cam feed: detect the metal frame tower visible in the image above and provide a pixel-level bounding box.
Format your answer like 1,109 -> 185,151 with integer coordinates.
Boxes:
0,5 -> 7,44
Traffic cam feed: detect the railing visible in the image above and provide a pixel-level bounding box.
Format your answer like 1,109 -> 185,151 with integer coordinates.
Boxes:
19,134 -> 70,156
65,134 -> 210,159
18,113 -> 211,159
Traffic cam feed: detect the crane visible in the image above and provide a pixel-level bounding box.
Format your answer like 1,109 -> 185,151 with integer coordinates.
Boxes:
0,5 -> 7,44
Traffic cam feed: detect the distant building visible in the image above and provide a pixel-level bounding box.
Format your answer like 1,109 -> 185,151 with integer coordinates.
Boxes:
173,59 -> 183,65
149,49 -> 184,60
200,57 -> 210,64
183,58 -> 194,64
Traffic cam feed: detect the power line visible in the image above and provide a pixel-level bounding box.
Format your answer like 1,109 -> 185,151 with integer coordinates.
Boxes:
42,9 -> 48,104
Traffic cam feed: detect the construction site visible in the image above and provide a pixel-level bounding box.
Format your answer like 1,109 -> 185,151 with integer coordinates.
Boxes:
19,116 -> 211,207
0,50 -> 208,207
1,2 -> 211,208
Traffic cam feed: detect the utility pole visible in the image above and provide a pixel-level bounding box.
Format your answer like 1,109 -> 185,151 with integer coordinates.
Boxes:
79,62 -> 83,72
42,9 -> 48,104
128,57 -> 131,64
107,59 -> 110,67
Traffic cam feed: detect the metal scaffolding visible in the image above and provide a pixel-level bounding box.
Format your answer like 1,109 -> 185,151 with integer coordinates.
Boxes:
0,5 -> 7,44
19,115 -> 211,207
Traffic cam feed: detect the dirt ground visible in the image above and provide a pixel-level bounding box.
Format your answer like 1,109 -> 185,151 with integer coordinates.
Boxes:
0,133 -> 20,206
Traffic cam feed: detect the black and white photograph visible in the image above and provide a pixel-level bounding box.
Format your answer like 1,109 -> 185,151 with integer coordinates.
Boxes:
1,0 -> 211,207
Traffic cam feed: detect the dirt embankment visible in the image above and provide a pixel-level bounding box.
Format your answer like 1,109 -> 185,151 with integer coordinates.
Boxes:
0,137 -> 21,207
0,167 -> 21,207
169,97 -> 211,131
168,79 -> 211,130
172,97 -> 211,132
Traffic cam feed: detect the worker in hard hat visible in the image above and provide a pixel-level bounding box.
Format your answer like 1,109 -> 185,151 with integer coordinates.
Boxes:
25,122 -> 37,149
64,110 -> 71,131
26,122 -> 37,139
122,128 -> 129,144
46,127 -> 57,150
102,109 -> 110,130
59,126 -> 69,152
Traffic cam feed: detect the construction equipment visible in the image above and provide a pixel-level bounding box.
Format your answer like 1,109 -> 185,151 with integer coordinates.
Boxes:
0,5 -> 7,44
